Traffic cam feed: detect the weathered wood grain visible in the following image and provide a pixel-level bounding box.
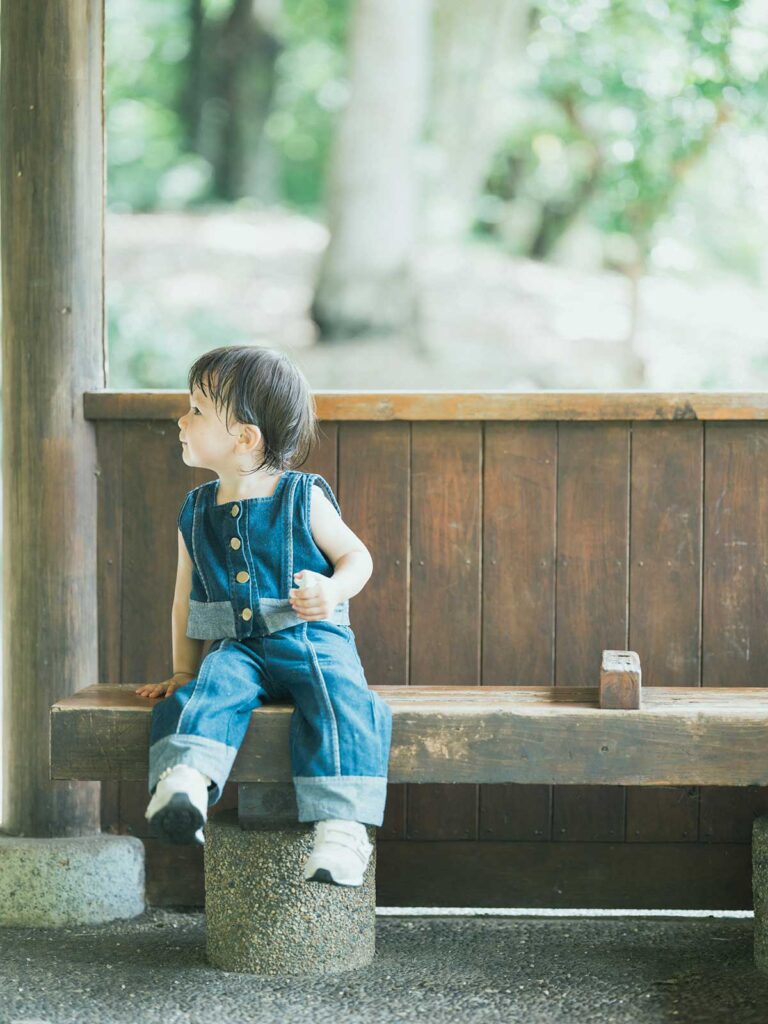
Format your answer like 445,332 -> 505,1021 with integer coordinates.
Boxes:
701,423 -> 768,840
554,423 -> 629,841
481,421 -> 556,840
600,650 -> 641,709
51,684 -> 768,786
82,397 -> 768,907
2,1 -> 105,836
626,421 -> 703,843
84,391 -> 768,423
408,423 -> 482,840
337,420 -> 409,840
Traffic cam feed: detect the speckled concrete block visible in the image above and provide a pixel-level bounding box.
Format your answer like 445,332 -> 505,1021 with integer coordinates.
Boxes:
204,809 -> 376,975
753,816 -> 768,971
0,833 -> 145,926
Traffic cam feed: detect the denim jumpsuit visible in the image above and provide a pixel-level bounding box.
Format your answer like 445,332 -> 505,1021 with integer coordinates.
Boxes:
147,470 -> 393,826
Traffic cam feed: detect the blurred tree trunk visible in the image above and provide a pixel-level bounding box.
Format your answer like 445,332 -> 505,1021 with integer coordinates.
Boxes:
179,0 -> 205,153
311,0 -> 432,340
178,0 -> 282,202
423,0 -> 531,243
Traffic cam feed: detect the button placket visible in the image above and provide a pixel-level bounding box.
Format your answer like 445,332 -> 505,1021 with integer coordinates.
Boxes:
227,504 -> 254,634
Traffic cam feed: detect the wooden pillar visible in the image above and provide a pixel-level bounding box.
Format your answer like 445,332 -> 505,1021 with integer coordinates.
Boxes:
0,2 -> 105,835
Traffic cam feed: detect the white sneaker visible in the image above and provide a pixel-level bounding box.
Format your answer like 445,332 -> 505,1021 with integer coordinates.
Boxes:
301,819 -> 373,887
145,765 -> 211,846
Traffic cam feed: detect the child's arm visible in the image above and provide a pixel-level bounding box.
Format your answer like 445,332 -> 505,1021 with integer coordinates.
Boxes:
135,529 -> 204,698
290,484 -> 373,619
171,528 -> 204,674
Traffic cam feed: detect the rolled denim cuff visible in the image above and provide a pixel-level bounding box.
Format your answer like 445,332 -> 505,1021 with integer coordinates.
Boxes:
293,774 -> 389,827
149,733 -> 239,805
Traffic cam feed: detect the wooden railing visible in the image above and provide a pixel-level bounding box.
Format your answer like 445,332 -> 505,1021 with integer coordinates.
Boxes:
86,390 -> 768,908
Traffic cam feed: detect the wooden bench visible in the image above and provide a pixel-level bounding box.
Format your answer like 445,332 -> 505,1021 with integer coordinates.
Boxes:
51,650 -> 768,974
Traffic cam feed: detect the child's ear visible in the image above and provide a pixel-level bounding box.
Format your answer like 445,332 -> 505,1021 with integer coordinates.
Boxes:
239,424 -> 262,451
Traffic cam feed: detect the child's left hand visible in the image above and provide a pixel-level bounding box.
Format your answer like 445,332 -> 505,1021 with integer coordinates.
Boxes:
289,570 -> 340,621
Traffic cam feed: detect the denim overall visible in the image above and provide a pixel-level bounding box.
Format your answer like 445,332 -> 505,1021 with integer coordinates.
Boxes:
147,470 -> 393,826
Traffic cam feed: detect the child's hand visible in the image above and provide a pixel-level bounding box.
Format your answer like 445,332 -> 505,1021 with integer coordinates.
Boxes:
289,570 -> 339,621
135,672 -> 195,699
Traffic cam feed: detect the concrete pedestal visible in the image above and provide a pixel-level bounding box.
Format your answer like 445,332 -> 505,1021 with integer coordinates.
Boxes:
753,816 -> 768,972
204,809 -> 376,975
0,833 -> 145,926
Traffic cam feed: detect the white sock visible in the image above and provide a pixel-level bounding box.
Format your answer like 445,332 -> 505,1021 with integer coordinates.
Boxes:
158,764 -> 211,787
148,765 -> 212,822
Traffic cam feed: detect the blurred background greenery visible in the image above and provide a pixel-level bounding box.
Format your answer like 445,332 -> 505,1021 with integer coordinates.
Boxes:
105,0 -> 768,390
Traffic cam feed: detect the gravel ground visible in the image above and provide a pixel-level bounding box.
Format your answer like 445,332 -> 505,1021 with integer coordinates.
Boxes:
1,908 -> 767,1024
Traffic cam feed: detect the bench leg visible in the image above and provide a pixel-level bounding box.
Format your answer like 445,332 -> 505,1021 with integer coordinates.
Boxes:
753,816 -> 768,972
204,808 -> 377,975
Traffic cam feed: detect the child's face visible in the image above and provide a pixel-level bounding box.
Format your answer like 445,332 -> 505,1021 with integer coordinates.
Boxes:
178,384 -> 258,471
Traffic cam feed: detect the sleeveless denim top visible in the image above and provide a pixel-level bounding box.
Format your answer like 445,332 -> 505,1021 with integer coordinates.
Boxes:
177,470 -> 351,640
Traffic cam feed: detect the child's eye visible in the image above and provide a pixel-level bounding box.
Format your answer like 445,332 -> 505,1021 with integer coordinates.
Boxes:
192,407 -> 201,415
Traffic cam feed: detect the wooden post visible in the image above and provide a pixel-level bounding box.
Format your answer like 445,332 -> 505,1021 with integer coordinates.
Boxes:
0,2 -> 105,835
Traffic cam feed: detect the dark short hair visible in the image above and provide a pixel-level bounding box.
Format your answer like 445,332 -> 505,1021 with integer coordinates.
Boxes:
187,345 -> 319,475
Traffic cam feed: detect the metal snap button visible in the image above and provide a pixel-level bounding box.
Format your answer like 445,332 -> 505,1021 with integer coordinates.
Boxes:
231,504 -> 239,516
230,537 -> 241,550
241,608 -> 253,621
236,571 -> 249,583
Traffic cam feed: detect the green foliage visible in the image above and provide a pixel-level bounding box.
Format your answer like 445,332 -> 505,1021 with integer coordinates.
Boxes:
266,0 -> 352,210
107,0 -> 198,210
106,0 -> 351,212
481,0 -> 768,271
105,0 -> 768,377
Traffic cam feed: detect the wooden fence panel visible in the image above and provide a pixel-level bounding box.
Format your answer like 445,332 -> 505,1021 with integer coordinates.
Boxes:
700,422 -> 768,842
87,395 -> 768,908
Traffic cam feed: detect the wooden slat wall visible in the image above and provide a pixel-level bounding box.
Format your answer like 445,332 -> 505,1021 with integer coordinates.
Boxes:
91,397 -> 768,908
700,423 -> 768,842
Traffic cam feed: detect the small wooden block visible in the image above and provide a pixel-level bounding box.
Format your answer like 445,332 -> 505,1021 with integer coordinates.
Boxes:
600,650 -> 642,710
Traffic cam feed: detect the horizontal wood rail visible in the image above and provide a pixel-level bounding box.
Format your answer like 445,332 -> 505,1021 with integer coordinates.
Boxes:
52,684 -> 768,787
83,390 -> 768,422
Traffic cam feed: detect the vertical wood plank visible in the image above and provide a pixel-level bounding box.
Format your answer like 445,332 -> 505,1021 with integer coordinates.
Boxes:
407,422 -> 482,840
303,420 -> 338,484
96,422 -> 124,833
625,421 -> 702,843
480,422 -> 556,840
700,423 -> 768,839
338,422 -> 409,840
552,423 -> 628,842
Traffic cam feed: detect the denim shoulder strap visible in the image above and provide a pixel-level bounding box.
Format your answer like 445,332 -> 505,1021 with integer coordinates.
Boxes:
177,483 -> 206,557
307,473 -> 342,517
177,489 -> 194,556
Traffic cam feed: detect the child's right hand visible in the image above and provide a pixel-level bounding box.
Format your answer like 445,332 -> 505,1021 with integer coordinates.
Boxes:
135,672 -> 195,699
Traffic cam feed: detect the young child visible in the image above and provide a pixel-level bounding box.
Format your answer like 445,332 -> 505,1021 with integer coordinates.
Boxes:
136,344 -> 393,887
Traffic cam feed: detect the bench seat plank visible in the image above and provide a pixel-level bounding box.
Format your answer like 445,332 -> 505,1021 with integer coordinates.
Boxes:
51,684 -> 768,787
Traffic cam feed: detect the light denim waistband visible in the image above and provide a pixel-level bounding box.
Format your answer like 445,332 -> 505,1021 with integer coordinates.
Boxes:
186,597 -> 351,640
